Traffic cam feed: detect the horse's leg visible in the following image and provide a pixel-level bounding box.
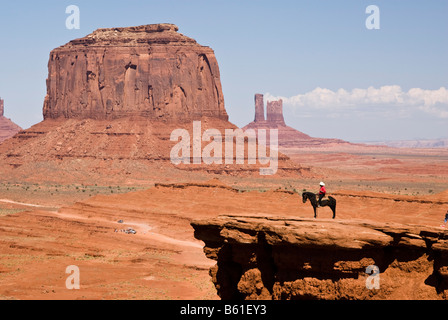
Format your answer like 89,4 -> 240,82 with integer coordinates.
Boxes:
313,205 -> 317,218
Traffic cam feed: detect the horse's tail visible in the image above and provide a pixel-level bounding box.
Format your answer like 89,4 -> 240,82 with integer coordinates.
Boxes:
329,196 -> 336,207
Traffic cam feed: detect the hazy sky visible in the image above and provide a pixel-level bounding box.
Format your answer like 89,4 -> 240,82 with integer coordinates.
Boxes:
0,0 -> 447,142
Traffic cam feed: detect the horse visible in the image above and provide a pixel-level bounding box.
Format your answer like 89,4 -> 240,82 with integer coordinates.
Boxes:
302,191 -> 336,219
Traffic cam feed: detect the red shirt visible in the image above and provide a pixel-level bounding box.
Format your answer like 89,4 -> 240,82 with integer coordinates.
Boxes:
319,186 -> 326,195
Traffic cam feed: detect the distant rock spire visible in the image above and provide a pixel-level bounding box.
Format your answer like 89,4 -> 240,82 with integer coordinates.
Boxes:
0,97 -> 4,117
266,99 -> 285,125
251,94 -> 285,125
0,97 -> 22,143
254,94 -> 265,122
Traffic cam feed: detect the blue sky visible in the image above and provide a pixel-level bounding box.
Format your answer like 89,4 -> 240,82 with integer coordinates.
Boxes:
0,0 -> 447,141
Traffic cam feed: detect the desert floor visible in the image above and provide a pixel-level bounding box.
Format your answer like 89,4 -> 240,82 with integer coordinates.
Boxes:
0,145 -> 447,300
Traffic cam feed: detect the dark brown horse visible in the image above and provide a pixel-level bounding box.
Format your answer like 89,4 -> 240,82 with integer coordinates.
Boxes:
302,192 -> 336,219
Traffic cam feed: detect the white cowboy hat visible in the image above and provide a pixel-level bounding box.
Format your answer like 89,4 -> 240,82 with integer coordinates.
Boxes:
320,182 -> 325,186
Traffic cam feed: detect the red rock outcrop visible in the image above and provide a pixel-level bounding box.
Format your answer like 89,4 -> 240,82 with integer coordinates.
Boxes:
0,116 -> 309,183
243,94 -> 351,148
266,99 -> 285,125
254,94 -> 265,122
192,215 -> 448,300
0,25 -> 310,183
0,98 -> 22,143
43,23 -> 228,122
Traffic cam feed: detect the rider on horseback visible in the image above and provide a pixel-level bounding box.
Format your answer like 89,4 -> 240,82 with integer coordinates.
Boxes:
318,182 -> 326,207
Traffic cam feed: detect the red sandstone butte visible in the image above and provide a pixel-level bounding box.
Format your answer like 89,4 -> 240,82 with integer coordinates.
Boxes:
43,23 -> 228,122
0,98 -> 22,143
0,26 -> 305,181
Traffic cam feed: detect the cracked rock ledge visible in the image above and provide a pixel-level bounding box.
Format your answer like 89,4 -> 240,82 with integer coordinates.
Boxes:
191,215 -> 448,300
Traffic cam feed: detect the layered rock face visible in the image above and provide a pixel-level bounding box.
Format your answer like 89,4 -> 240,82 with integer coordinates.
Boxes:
0,98 -> 22,143
43,24 -> 228,122
192,215 -> 448,300
266,99 -> 285,125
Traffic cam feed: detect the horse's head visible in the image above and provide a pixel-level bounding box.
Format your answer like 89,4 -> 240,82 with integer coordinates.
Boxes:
302,192 -> 307,203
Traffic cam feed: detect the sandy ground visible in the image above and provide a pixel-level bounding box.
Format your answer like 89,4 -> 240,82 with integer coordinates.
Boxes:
0,145 -> 447,300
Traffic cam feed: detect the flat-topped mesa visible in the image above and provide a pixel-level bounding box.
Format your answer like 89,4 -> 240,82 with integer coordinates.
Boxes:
43,23 -> 228,122
0,98 -> 4,117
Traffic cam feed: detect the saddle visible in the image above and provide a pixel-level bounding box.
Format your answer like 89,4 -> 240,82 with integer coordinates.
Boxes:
317,194 -> 330,201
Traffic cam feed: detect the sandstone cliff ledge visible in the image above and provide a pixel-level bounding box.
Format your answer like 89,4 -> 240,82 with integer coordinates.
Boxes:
192,215 -> 448,300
